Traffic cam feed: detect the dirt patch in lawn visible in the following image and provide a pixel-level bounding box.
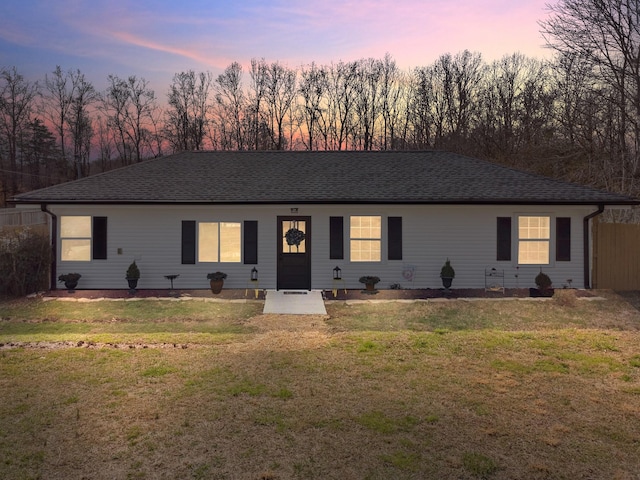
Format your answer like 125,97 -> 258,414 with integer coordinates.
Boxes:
230,314 -> 332,353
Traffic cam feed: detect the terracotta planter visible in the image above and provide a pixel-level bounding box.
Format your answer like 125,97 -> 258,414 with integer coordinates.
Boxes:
210,279 -> 224,294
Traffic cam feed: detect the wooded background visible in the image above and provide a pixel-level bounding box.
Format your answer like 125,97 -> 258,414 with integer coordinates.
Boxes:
2,0 -> 640,208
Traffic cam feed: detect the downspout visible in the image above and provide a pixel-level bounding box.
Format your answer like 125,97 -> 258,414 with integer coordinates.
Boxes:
583,204 -> 605,289
41,204 -> 57,291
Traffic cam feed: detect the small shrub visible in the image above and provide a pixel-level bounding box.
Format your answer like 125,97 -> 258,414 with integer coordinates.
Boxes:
440,258 -> 455,278
126,261 -> 140,279
535,271 -> 552,290
58,273 -> 81,283
206,272 -> 227,280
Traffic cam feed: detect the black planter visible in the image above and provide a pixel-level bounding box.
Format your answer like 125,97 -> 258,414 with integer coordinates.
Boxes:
441,277 -> 453,289
64,281 -> 78,292
127,278 -> 139,294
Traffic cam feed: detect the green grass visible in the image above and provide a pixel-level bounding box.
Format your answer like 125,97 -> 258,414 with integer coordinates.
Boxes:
0,293 -> 639,479
462,452 -> 498,477
0,298 -> 261,322
0,299 -> 260,346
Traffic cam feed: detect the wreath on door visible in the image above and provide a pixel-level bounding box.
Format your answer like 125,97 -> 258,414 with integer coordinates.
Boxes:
284,227 -> 305,246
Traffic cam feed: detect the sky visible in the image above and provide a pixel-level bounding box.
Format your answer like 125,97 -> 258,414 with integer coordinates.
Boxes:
0,0 -> 555,93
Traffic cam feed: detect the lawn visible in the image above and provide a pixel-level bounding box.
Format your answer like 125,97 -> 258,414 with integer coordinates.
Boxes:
1,292 -> 639,479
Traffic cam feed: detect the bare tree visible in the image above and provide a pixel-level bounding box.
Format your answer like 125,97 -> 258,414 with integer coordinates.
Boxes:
322,61 -> 359,150
165,70 -> 213,152
262,61 -> 297,150
409,51 -> 482,151
94,114 -> 115,173
541,0 -> 640,193
478,53 -> 549,160
0,67 -> 39,199
298,62 -> 328,150
352,58 -> 382,150
214,62 -> 247,150
68,72 -> 97,178
41,67 -> 97,178
551,52 -> 615,185
378,54 -> 407,150
42,66 -> 72,165
102,75 -> 159,164
408,66 -> 436,149
248,59 -> 268,150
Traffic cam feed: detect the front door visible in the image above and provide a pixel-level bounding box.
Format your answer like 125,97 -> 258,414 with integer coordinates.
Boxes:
277,216 -> 311,290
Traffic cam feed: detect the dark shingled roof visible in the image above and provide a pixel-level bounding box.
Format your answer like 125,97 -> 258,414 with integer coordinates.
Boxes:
12,150 -> 638,205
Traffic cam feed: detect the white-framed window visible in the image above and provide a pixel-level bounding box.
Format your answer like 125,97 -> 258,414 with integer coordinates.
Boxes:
518,215 -> 550,265
60,216 -> 92,261
350,215 -> 381,262
198,222 -> 241,263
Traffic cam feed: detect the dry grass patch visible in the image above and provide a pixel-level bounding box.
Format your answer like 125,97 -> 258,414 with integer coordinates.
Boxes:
1,293 -> 640,479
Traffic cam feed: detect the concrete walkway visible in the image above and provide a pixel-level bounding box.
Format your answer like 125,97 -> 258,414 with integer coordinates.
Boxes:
263,290 -> 327,315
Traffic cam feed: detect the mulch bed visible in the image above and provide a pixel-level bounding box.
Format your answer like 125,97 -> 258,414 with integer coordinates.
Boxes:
41,288 -> 593,300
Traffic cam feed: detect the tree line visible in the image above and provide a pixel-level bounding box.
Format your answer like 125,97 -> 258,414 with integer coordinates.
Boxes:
1,0 -> 639,204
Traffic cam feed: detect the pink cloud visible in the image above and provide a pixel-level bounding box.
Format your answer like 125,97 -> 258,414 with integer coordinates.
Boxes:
109,31 -> 233,70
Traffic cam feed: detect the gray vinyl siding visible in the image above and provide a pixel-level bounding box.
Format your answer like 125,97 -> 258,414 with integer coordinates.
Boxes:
50,204 -> 595,290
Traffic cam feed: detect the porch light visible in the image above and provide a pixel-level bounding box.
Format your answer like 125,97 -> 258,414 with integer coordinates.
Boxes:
251,267 -> 258,281
333,266 -> 342,280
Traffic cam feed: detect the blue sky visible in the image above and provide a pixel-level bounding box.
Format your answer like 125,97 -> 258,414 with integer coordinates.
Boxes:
0,0 -> 554,92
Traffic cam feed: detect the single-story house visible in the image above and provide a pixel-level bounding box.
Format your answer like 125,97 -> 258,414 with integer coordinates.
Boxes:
11,150 -> 639,291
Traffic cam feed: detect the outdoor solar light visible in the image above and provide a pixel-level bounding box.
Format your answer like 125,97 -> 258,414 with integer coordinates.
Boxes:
251,267 -> 258,281
333,266 -> 342,280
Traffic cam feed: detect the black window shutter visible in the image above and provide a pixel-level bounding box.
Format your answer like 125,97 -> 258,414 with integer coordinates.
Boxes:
181,221 -> 196,264
556,217 -> 571,261
244,220 -> 258,264
388,216 -> 403,260
329,216 -> 344,260
92,217 -> 108,260
497,217 -> 512,261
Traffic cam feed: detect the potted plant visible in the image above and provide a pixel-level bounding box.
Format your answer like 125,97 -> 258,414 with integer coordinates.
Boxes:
58,273 -> 81,292
125,261 -> 140,294
440,259 -> 455,290
358,275 -> 380,292
532,270 -> 553,297
207,271 -> 227,294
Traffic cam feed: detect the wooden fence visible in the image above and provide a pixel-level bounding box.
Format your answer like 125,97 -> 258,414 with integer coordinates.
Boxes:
0,209 -> 49,234
593,220 -> 640,290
